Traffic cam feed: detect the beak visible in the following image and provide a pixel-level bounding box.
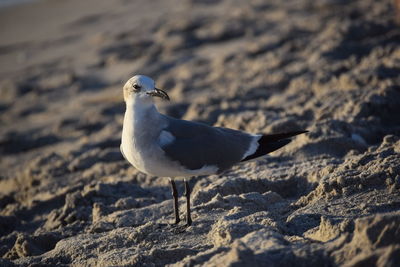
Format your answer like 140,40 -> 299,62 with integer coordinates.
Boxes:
147,88 -> 170,101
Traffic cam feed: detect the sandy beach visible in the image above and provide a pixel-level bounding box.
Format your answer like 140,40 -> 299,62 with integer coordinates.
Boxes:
1,0 -> 400,266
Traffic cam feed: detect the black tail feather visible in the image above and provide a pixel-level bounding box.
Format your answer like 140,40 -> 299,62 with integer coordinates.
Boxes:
241,130 -> 308,162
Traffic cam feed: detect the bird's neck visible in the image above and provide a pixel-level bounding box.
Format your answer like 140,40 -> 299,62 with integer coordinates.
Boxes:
124,98 -> 161,131
126,97 -> 157,114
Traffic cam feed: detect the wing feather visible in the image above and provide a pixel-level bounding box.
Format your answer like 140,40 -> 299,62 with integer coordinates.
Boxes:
160,115 -> 253,171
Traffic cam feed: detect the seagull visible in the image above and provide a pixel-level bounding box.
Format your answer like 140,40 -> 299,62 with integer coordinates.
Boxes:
120,75 -> 307,226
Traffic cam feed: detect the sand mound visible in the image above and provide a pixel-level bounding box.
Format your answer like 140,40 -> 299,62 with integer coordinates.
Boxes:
1,0 -> 399,265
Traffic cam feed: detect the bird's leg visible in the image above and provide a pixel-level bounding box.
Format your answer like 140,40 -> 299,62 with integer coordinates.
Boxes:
169,178 -> 180,224
184,178 -> 192,226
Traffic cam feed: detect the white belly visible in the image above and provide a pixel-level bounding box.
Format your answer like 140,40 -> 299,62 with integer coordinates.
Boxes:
121,138 -> 173,177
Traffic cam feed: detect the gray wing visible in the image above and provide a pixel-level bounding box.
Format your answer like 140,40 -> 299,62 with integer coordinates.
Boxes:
160,115 -> 253,171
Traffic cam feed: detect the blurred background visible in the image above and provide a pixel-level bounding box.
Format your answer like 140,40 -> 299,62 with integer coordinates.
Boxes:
1,0 -> 400,265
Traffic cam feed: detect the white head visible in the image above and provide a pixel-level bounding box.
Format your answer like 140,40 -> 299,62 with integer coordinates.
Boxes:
123,75 -> 169,103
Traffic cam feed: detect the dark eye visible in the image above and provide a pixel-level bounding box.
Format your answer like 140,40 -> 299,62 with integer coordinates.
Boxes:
133,84 -> 141,90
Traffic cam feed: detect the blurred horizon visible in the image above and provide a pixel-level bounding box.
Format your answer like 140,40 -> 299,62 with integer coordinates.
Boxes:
0,0 -> 34,8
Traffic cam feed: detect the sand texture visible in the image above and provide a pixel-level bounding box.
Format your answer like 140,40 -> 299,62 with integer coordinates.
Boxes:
1,0 -> 400,266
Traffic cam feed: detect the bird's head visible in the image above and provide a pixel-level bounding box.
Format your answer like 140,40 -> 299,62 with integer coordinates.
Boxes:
123,75 -> 170,103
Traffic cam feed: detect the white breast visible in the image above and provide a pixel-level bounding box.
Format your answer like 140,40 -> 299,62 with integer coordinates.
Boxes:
121,105 -> 143,171
121,100 -> 195,177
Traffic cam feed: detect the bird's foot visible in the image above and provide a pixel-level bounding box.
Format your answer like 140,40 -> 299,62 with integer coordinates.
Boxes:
170,217 -> 181,226
171,223 -> 191,234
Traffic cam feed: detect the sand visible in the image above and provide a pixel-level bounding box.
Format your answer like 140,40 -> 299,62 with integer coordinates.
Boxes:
1,0 -> 400,266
